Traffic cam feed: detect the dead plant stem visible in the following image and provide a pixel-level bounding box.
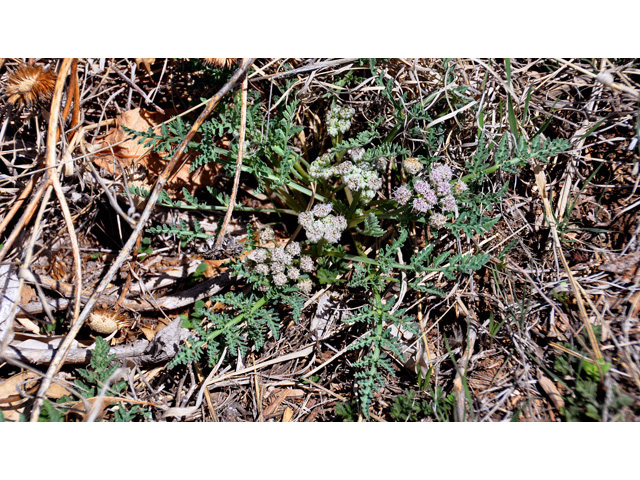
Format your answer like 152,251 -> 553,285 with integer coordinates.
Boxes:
215,60 -> 249,248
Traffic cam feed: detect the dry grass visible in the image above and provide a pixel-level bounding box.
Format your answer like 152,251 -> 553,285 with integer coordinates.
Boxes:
0,58 -> 638,422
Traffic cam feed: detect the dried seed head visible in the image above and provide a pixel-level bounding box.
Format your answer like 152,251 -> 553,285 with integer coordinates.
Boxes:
86,310 -> 131,335
2,63 -> 57,109
403,157 -> 423,175
202,58 -> 238,69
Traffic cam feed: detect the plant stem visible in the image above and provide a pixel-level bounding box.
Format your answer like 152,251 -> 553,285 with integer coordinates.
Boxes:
209,295 -> 268,342
460,156 -> 523,183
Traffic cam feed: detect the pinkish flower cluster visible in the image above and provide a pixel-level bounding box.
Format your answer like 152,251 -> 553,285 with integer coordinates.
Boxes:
392,162 -> 468,229
248,241 -> 316,293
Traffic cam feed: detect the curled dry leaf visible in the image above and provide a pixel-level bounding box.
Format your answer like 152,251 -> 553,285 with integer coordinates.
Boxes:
15,317 -> 40,335
537,370 -> 565,412
0,371 -> 74,421
281,407 -> 294,422
91,108 -> 223,195
135,58 -> 155,76
92,108 -> 166,171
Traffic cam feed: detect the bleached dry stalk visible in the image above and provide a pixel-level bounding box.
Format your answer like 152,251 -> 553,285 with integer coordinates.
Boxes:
215,59 -> 249,248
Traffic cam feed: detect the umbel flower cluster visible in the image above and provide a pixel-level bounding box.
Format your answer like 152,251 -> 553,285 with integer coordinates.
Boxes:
326,104 -> 355,137
248,240 -> 316,294
309,147 -> 385,203
392,161 -> 468,229
298,203 -> 347,244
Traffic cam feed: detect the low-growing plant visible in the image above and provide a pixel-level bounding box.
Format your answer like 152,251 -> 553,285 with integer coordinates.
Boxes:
38,337 -> 150,422
125,59 -> 571,418
552,327 -> 634,422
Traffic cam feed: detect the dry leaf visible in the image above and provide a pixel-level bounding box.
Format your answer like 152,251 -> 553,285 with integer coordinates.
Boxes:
281,407 -> 294,422
139,326 -> 157,342
16,317 -> 40,334
202,58 -> 238,69
0,371 -> 72,420
92,108 -> 166,171
204,259 -> 230,278
45,383 -> 73,400
19,284 -> 35,305
92,108 -> 223,195
66,396 -> 154,422
0,371 -> 39,405
135,58 -> 155,76
263,388 -> 292,418
537,370 -> 565,412
628,292 -> 640,320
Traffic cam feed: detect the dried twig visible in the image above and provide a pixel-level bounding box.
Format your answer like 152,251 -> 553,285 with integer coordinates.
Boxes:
110,62 -> 166,115
215,59 -> 249,248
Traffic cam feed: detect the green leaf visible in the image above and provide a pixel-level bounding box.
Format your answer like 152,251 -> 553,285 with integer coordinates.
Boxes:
362,213 -> 385,237
317,268 -> 338,285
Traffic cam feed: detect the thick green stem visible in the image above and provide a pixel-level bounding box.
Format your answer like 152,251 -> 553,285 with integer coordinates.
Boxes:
324,251 -> 413,270
209,295 -> 268,342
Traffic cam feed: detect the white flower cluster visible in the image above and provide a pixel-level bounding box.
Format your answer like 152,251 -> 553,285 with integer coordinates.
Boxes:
248,241 -> 316,293
326,105 -> 355,137
308,152 -> 334,180
258,226 -> 275,244
298,203 -> 347,244
308,147 -> 384,204
391,162 -> 468,229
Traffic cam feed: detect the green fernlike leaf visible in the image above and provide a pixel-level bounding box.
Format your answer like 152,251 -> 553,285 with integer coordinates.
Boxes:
362,213 -> 385,237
